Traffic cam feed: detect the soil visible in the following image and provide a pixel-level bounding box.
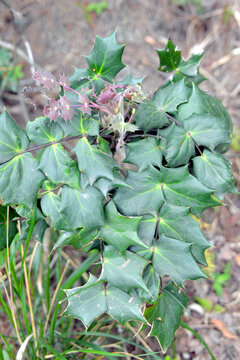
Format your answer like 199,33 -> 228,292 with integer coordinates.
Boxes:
0,0 -> 240,359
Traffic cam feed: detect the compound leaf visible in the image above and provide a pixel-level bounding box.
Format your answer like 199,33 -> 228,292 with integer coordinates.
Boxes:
85,30 -> 126,82
0,153 -> 45,207
192,149 -> 237,198
100,245 -> 149,293
39,143 -> 80,188
0,109 -> 29,163
145,282 -> 188,352
26,116 -> 63,145
99,201 -> 146,254
74,137 -> 119,185
153,236 -> 205,285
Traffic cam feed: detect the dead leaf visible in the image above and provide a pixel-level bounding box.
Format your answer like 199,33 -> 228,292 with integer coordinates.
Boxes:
210,319 -> 238,340
235,253 -> 240,267
144,36 -> 156,46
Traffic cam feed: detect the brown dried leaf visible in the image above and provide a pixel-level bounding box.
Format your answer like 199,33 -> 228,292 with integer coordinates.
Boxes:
210,319 -> 238,340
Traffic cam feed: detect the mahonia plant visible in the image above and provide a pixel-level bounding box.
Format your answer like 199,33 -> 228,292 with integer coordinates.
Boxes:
0,32 -> 237,352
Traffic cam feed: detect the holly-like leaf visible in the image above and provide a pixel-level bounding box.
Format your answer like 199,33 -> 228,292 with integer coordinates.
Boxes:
176,53 -> 204,77
153,236 -> 205,285
39,143 -> 80,188
178,84 -> 232,149
160,123 -> 195,167
53,228 -> 98,250
0,109 -> 29,163
58,112 -> 99,137
114,165 -> 221,218
74,137 -> 119,185
26,116 -> 63,145
94,171 -> 130,197
156,40 -> 181,72
137,215 -> 157,247
158,203 -> 209,265
192,149 -> 238,198
138,264 -> 160,303
0,153 -> 45,207
69,67 -> 105,94
100,246 -> 149,293
124,137 -> 162,171
99,201 -> 146,254
134,79 -> 190,132
145,282 -> 188,352
85,30 -> 126,82
0,205 -> 18,250
64,275 -> 107,328
64,275 -> 146,327
116,73 -> 145,87
60,185 -> 104,231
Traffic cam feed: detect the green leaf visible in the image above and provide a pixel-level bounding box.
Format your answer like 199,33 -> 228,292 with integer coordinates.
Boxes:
94,172 -> 130,197
0,205 -> 18,250
160,123 -> 195,167
178,84 -> 232,150
41,191 -> 70,230
74,137 -> 119,185
0,110 -> 29,163
99,201 -> 146,254
85,30 -> 126,82
26,116 -> 63,145
0,153 -> 45,207
124,137 -> 162,171
137,215 -> 157,246
114,165 -> 221,217
134,80 -> 190,132
192,149 -> 237,198
69,67 -> 105,94
53,228 -> 98,250
145,282 -> 188,352
158,203 -> 209,265
177,53 -> 204,77
64,275 -> 107,328
20,219 -> 48,243
60,185 -> 104,231
58,112 -> 99,137
39,143 -> 80,188
156,40 -> 181,72
153,236 -> 205,285
65,275 -> 146,327
100,245 -> 149,293
138,264 -> 160,303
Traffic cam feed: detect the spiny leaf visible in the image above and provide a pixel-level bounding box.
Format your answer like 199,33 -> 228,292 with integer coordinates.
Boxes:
53,228 -> 98,250
145,282 -> 188,352
94,172 -> 130,197
114,165 -> 221,218
0,153 -> 45,207
158,203 -> 210,265
192,149 -> 238,198
60,185 -> 104,231
26,116 -> 63,145
85,30 -> 126,82
100,245 -> 149,293
153,236 -> 205,285
124,137 -> 162,171
137,264 -> 160,303
41,192 -> 70,231
0,109 -> 29,163
64,275 -> 146,327
74,137 -> 119,185
69,67 -> 105,94
134,79 -> 190,132
156,40 -> 181,72
99,201 -> 146,254
39,143 -> 80,188
0,205 -> 18,250
116,73 -> 145,87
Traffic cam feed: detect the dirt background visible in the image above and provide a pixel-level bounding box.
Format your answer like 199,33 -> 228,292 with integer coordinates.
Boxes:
0,0 -> 240,359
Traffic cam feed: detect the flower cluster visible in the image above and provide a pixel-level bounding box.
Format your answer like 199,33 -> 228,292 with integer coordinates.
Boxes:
32,71 -> 145,126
